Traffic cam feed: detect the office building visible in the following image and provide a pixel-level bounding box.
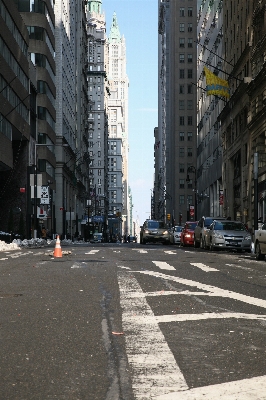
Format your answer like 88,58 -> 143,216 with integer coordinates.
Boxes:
197,0 -> 224,219
0,0 -> 31,236
54,0 -> 89,239
157,0 -> 197,225
106,12 -> 129,235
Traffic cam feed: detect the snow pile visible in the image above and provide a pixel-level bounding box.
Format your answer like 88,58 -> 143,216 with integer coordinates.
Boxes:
0,240 -> 21,251
0,237 -> 87,252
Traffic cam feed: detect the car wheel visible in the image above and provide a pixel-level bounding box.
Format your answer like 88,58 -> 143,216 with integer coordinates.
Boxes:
194,236 -> 200,248
255,241 -> 265,260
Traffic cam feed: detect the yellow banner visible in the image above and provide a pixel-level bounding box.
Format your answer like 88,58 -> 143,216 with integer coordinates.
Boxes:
204,66 -> 230,98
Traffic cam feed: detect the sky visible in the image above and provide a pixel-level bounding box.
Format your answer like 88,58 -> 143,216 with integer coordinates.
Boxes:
102,0 -> 158,226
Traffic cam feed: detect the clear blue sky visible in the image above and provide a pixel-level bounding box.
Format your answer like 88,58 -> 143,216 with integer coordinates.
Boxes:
103,0 -> 158,226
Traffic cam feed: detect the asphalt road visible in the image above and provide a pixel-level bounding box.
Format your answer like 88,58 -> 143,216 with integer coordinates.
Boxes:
0,242 -> 266,399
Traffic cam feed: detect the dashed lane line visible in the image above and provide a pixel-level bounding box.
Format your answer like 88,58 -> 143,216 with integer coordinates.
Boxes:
152,261 -> 176,271
190,262 -> 219,272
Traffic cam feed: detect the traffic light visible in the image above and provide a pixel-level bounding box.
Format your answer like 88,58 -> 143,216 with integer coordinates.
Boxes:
167,213 -> 171,221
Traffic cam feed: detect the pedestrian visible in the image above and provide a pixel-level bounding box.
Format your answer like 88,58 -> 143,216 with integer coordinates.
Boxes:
127,234 -> 130,243
41,226 -> 47,239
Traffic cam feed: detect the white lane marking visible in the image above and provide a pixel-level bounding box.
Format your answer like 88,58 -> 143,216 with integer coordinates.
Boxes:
85,250 -> 99,254
164,251 -> 176,255
190,262 -> 218,272
153,261 -> 176,271
155,375 -> 266,399
133,249 -> 148,253
117,266 -> 131,270
0,258 -> 8,261
125,312 -> 266,325
226,263 -> 253,271
135,270 -> 266,309
118,272 -> 188,398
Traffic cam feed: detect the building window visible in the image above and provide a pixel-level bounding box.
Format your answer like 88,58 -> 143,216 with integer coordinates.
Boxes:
179,179 -> 185,189
187,179 -> 193,189
188,23 -> 192,32
98,151 -> 101,157
188,69 -> 193,78
187,132 -> 193,141
179,54 -> 185,63
179,100 -> 185,110
179,38 -> 185,48
179,195 -> 185,205
188,116 -> 193,125
179,69 -> 185,79
179,163 -> 185,173
188,54 -> 193,63
180,116 -> 185,125
179,84 -> 185,94
187,100 -> 193,110
179,148 -> 184,157
187,148 -> 193,157
187,195 -> 193,205
179,132 -> 185,141
188,7 -> 193,17
180,23 -> 185,32
180,7 -> 185,16
187,84 -> 193,94
188,38 -> 193,48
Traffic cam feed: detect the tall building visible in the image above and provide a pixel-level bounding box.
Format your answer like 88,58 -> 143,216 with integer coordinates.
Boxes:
54,0 -> 89,239
86,0 -> 109,240
197,0 -> 224,219
106,12 -> 129,236
0,0 -> 31,236
157,0 -> 197,225
220,0 -> 264,230
13,0 -> 56,238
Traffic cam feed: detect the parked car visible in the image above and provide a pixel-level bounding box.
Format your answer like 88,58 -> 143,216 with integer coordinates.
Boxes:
169,226 -> 183,244
140,220 -> 170,245
180,221 -> 198,246
194,216 -> 224,248
254,223 -> 266,260
90,232 -> 103,243
205,220 -> 251,252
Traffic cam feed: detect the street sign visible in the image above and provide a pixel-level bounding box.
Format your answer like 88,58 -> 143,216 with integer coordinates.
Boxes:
189,205 -> 194,216
40,186 -> 49,204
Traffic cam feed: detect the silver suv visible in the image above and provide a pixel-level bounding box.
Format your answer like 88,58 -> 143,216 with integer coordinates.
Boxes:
194,216 -> 224,249
140,220 -> 170,245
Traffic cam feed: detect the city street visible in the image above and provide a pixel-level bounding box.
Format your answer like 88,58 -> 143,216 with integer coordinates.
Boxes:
1,243 -> 266,399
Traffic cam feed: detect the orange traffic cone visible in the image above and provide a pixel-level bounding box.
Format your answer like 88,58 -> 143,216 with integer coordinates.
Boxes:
53,235 -> 63,258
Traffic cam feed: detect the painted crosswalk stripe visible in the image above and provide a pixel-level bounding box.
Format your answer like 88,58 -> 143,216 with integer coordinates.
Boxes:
190,262 -> 218,272
85,250 -> 99,254
155,375 -> 266,399
152,261 -> 175,270
118,272 -> 188,398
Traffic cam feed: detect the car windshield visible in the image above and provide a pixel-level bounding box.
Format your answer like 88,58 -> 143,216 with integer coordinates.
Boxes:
94,234 -> 102,238
147,221 -> 165,229
205,218 -> 213,228
175,226 -> 183,232
186,222 -> 197,230
214,222 -> 246,231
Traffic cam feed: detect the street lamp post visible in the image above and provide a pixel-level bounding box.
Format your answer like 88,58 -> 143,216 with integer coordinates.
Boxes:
186,166 -> 197,221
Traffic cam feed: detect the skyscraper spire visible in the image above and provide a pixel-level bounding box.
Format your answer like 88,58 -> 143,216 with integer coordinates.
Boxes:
109,12 -> 121,42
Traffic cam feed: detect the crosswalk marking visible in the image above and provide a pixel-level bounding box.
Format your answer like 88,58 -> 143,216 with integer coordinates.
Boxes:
85,250 -> 99,254
136,270 -> 266,310
155,375 -> 266,399
118,272 -> 188,398
190,262 -> 218,272
152,261 -> 176,270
